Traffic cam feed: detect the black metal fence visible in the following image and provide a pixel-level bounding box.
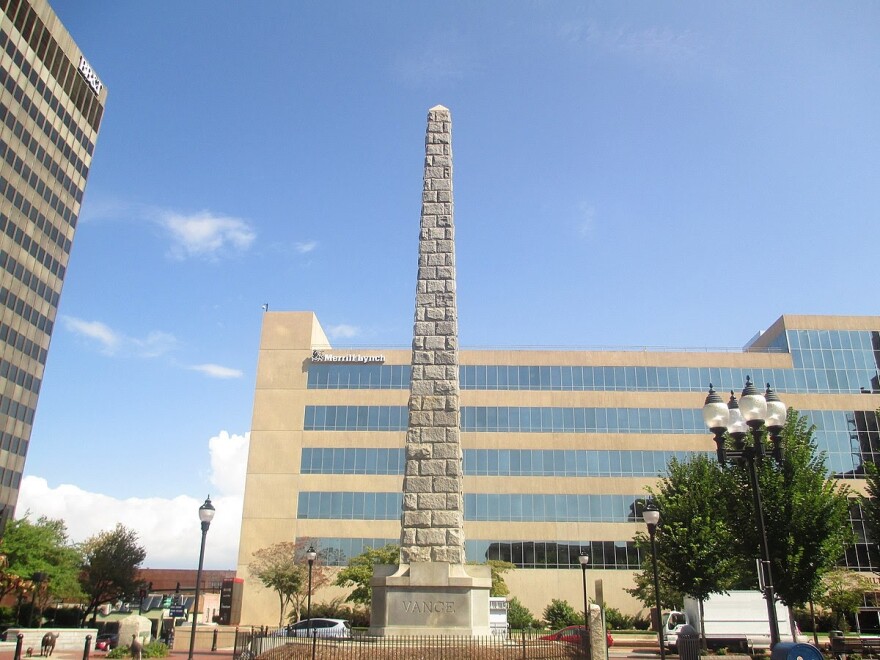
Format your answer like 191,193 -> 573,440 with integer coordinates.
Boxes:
233,628 -> 590,660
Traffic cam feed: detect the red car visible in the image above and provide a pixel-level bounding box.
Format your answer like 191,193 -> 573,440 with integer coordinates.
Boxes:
540,625 -> 614,647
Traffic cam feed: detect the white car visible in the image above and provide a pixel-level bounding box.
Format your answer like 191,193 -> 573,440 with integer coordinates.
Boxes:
287,619 -> 351,638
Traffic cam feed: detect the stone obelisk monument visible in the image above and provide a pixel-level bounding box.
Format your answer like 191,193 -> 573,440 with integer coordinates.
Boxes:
369,106 -> 491,636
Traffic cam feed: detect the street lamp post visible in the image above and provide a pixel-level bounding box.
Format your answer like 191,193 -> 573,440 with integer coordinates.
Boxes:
187,496 -> 215,660
578,551 -> 591,659
305,546 -> 317,637
703,378 -> 786,649
642,503 -> 666,660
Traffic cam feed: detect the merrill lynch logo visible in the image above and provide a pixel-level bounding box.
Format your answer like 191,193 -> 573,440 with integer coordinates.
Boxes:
78,56 -> 103,96
311,350 -> 385,364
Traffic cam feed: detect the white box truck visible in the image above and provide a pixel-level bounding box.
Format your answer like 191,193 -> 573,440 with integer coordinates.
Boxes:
663,591 -> 798,651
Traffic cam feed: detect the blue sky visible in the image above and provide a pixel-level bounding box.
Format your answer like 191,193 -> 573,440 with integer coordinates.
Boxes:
17,1 -> 880,568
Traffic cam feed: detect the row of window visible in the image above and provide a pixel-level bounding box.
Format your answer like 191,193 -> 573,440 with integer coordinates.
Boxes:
302,406 -> 878,479
0,40 -> 91,178
0,206 -> 66,281
0,105 -> 84,208
464,493 -> 643,522
786,329 -> 880,353
302,536 -> 878,573
0,142 -> 74,253
0,321 -> 47,365
0,392 -> 33,425
0,128 -> 77,225
0,286 -> 53,336
1,6 -> 103,135
308,362 -> 879,395
297,491 -> 644,523
298,537 -> 645,570
0,356 -> 39,395
301,447 -> 706,478
0,430 -> 27,456
0,245 -> 60,310
304,405 -> 708,434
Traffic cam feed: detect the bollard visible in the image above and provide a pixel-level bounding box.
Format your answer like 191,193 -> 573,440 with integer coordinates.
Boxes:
83,634 -> 92,660
310,629 -> 317,660
14,633 -> 24,660
212,628 -> 218,651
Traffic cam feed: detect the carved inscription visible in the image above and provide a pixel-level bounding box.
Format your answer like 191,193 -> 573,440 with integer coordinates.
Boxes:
402,600 -> 455,614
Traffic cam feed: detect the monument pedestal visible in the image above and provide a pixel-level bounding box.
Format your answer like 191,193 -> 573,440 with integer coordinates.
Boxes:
369,562 -> 491,636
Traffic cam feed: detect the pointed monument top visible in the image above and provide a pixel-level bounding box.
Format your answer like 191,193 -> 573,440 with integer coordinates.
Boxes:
429,104 -> 449,112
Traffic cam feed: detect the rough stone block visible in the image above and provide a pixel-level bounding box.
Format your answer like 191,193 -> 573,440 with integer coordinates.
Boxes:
433,477 -> 460,493
433,411 -> 458,426
409,412 -> 432,426
403,493 -> 419,510
403,511 -> 431,528
405,476 -> 434,493
418,493 -> 447,509
416,529 -> 447,545
436,350 -> 456,365
433,511 -> 462,527
416,459 -> 444,476
401,529 -> 416,545
445,460 -> 462,476
412,351 -> 433,364
406,443 -> 432,460
431,443 -> 459,459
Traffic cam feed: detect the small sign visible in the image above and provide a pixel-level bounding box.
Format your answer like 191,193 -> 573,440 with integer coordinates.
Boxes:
169,606 -> 186,617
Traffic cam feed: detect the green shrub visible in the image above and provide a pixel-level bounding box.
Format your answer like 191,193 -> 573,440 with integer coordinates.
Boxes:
507,598 -> 539,630
543,599 -> 580,630
107,641 -> 168,658
604,607 -> 635,630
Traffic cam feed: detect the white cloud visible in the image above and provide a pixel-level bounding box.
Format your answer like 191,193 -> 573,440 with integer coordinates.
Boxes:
63,316 -> 177,358
189,364 -> 244,379
62,317 -> 122,355
326,324 -> 360,339
294,241 -> 317,254
161,211 -> 256,260
17,431 -> 249,569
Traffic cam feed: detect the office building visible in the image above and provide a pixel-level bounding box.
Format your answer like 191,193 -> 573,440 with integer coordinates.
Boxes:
0,0 -> 107,530
237,311 -> 880,624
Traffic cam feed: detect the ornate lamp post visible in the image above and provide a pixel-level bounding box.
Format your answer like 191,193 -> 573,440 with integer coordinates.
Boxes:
578,551 -> 591,658
187,496 -> 215,660
642,502 -> 665,660
305,546 -> 317,637
703,378 -> 786,649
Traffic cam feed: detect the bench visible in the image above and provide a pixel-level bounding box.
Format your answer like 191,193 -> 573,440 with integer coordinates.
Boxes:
830,635 -> 880,660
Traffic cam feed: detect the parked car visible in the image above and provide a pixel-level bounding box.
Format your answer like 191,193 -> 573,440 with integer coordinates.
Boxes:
539,626 -> 614,647
95,634 -> 119,651
287,619 -> 351,638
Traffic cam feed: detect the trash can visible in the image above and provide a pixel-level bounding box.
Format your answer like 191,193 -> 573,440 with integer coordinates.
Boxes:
828,630 -> 845,654
676,624 -> 700,660
771,642 -> 823,660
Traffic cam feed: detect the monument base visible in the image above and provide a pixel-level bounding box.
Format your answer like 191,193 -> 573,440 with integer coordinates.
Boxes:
369,562 -> 492,636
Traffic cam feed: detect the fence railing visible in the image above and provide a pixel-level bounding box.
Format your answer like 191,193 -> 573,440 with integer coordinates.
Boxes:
233,627 -> 590,660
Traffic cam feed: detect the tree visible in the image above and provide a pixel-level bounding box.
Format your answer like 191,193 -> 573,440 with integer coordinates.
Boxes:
727,409 -> 852,613
543,598 -> 579,629
859,409 -> 880,553
334,544 -> 400,606
817,569 -> 873,631
0,515 -> 83,624
630,455 -> 741,646
79,524 -> 147,624
249,539 -> 329,626
626,559 -> 685,612
486,560 -> 515,597
507,597 -> 539,630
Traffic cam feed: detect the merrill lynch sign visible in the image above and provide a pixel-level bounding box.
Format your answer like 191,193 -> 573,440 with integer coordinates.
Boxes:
311,350 -> 385,364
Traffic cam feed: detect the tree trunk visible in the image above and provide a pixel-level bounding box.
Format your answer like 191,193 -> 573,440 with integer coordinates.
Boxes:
809,600 -> 819,646
699,599 -> 708,651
